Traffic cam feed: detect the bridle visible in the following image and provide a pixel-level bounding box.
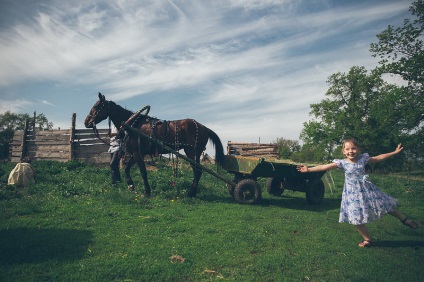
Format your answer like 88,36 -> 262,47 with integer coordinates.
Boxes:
88,100 -> 112,145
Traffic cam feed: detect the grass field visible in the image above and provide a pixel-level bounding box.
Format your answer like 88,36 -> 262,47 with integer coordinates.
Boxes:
0,159 -> 423,281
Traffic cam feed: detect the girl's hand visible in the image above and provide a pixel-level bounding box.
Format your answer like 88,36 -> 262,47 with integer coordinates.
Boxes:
297,165 -> 309,173
394,143 -> 403,154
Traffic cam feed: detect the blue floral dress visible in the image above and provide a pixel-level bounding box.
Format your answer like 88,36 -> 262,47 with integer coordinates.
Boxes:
334,153 -> 398,225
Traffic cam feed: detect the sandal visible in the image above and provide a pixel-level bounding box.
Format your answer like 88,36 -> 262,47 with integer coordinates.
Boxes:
401,218 -> 418,229
358,240 -> 373,248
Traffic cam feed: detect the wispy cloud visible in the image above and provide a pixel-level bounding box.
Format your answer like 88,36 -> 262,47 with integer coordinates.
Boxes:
0,0 -> 413,150
0,99 -> 34,113
37,99 -> 55,106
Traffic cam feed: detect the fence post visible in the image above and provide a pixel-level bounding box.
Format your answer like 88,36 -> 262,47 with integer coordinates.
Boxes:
70,113 -> 76,160
33,111 -> 36,131
20,119 -> 29,161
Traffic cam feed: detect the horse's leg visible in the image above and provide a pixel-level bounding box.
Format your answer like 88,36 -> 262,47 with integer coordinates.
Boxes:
136,156 -> 151,197
186,149 -> 203,198
125,155 -> 136,191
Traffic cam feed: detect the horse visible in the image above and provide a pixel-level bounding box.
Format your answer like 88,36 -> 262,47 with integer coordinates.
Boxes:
84,93 -> 225,198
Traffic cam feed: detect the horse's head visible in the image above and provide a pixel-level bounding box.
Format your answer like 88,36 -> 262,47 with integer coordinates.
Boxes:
84,92 -> 110,128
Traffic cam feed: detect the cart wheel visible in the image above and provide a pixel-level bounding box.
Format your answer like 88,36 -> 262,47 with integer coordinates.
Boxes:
306,179 -> 325,205
228,174 -> 243,199
234,179 -> 261,205
266,177 -> 285,197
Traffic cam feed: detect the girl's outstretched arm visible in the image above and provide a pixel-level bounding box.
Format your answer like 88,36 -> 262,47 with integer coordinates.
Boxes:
369,144 -> 403,164
297,162 -> 338,173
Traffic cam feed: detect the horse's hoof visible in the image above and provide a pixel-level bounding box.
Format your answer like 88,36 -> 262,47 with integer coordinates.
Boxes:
128,185 -> 135,191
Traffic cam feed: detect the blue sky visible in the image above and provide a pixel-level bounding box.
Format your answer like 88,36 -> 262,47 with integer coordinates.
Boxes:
0,0 -> 413,155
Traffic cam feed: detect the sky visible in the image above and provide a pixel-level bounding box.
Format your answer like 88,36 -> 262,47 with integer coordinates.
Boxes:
0,0 -> 414,156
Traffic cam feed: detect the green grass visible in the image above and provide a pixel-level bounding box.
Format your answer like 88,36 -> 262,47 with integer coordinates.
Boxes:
0,160 -> 423,281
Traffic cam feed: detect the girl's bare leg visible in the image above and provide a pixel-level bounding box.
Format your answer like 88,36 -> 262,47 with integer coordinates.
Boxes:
355,224 -> 372,243
389,210 -> 418,229
355,224 -> 373,247
388,210 -> 405,220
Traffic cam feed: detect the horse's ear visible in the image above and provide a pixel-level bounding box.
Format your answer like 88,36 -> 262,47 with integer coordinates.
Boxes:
98,92 -> 105,101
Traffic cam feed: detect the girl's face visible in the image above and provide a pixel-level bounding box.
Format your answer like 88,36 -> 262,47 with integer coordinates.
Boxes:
342,142 -> 360,162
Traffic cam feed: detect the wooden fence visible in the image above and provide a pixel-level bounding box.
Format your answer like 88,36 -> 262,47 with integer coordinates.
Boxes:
9,113 -> 279,164
9,113 -> 111,164
227,141 -> 278,158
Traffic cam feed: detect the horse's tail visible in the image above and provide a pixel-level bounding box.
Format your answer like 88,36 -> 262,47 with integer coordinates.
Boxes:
206,127 -> 225,167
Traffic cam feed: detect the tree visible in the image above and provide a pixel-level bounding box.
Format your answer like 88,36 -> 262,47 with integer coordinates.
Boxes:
300,67 -> 383,157
0,111 -> 53,161
299,1 -> 423,168
273,137 -> 300,159
290,143 -> 331,164
299,116 -> 341,162
370,0 -> 423,94
299,66 -> 413,169
369,0 -> 423,168
33,113 -> 54,131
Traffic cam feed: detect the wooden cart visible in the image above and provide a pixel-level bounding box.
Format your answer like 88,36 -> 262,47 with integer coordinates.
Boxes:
223,155 -> 326,205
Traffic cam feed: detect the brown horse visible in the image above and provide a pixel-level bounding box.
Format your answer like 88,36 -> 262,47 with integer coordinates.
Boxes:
84,93 -> 225,197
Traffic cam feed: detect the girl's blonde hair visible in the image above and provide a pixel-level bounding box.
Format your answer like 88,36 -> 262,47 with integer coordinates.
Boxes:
342,138 -> 361,151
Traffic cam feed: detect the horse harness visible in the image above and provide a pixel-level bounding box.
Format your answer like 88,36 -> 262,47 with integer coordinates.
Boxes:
124,107 -> 170,140
90,101 -> 201,156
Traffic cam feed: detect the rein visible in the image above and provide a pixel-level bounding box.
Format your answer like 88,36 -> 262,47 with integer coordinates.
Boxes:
89,100 -> 112,145
92,121 -> 111,145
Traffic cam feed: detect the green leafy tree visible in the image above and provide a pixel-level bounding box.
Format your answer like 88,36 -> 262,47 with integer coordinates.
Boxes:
33,113 -> 54,131
299,1 -> 423,169
300,67 -> 382,158
300,66 -> 413,170
370,0 -> 423,94
273,137 -> 300,159
370,0 -> 423,168
290,143 -> 330,164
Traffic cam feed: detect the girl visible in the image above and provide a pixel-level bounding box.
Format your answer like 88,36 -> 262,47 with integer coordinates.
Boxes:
297,138 -> 418,247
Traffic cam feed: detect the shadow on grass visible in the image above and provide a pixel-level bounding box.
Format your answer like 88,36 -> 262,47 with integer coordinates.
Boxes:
373,240 -> 424,249
259,195 -> 341,212
199,190 -> 341,212
0,228 -> 93,265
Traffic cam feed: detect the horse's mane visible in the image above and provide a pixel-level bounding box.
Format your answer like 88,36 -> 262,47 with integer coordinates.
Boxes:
111,101 -> 133,116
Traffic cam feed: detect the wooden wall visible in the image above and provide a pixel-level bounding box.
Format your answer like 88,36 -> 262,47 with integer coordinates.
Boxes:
227,141 -> 278,158
9,114 -> 111,164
